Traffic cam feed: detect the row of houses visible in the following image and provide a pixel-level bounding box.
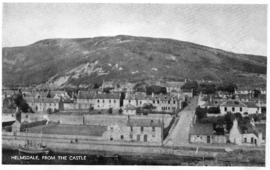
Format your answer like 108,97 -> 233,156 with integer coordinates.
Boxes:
190,119 -> 265,146
22,90 -> 184,115
199,91 -> 266,116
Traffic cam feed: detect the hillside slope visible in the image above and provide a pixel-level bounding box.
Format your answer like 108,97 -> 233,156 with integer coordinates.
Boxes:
2,35 -> 267,88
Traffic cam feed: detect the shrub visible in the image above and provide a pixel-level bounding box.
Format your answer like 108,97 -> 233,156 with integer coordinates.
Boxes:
108,108 -> 113,114
195,106 -> 207,121
118,108 -> 123,115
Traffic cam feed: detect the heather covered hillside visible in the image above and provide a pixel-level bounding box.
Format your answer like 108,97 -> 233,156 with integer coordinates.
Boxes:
2,35 -> 266,88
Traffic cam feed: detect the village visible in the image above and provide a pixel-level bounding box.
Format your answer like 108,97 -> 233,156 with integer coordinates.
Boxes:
2,79 -> 266,153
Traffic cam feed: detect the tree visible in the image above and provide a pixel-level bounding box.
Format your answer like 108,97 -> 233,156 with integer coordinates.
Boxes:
12,91 -> 31,113
234,112 -> 242,121
142,103 -> 155,110
207,107 -> 220,114
182,81 -> 198,90
224,112 -> 234,132
118,108 -> 123,115
47,108 -> 52,114
146,85 -> 167,95
108,108 -> 113,114
253,89 -> 261,98
103,87 -> 113,93
195,106 -> 207,121
200,83 -> 216,94
217,82 -> 237,94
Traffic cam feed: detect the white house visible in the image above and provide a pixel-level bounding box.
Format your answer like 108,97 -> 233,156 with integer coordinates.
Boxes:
124,93 -> 182,113
220,100 -> 261,116
229,119 -> 263,146
25,97 -> 62,113
103,118 -> 163,145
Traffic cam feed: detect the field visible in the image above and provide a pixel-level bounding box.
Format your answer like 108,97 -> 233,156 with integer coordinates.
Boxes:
28,124 -> 107,136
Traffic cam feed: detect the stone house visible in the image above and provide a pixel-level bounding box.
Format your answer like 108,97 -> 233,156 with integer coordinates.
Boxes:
76,91 -> 95,110
189,123 -> 227,144
124,93 -> 182,113
93,93 -> 121,110
25,97 -> 63,113
220,100 -> 261,116
229,119 -> 263,146
103,118 -> 163,145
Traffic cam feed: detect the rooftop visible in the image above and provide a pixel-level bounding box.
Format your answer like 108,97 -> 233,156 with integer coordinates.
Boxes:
127,118 -> 163,127
190,123 -> 214,136
220,100 -> 246,107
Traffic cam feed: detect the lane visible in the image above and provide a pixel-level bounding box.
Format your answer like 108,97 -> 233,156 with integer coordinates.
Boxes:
164,96 -> 198,146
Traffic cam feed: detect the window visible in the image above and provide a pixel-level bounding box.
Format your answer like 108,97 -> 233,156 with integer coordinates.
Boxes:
103,100 -> 105,103
137,135 -> 140,141
109,100 -> 111,103
152,127 -> 155,132
130,126 -> 133,132
232,107 -> 235,112
114,100 -> 116,103
244,138 -> 247,143
120,135 -> 124,140
251,137 -> 254,143
153,100 -> 155,104
129,100 -> 131,103
173,100 -> 176,104
130,134 -> 133,139
224,107 -> 227,111
240,107 -> 242,112
141,126 -> 144,132
144,135 -> 147,142
157,100 -> 159,104
97,100 -> 100,103
168,100 -> 170,104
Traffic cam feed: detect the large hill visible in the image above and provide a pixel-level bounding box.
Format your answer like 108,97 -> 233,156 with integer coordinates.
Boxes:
2,35 -> 267,88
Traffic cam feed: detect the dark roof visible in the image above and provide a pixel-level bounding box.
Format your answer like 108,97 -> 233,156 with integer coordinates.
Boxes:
95,93 -> 121,99
220,100 -> 246,107
255,123 -> 266,140
125,93 -> 179,101
239,123 -> 259,137
77,91 -> 94,99
127,119 -> 162,127
25,97 -> 60,103
77,91 -> 120,99
190,123 -> 214,136
244,102 -> 258,108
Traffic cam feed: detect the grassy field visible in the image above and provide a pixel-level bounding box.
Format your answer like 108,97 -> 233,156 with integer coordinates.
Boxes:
28,124 -> 107,136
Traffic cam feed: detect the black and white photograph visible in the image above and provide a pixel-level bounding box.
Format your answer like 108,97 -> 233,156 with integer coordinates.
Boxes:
1,2 -> 268,166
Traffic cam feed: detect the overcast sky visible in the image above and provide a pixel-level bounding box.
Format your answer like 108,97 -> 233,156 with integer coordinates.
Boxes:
2,3 -> 267,56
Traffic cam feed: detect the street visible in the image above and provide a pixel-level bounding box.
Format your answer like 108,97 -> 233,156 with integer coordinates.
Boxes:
164,96 -> 198,146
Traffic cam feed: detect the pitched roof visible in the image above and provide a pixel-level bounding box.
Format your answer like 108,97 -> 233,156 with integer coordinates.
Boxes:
190,123 -> 214,136
77,90 -> 120,99
127,118 -> 162,127
25,97 -> 60,103
95,93 -> 121,99
244,102 -> 258,108
220,100 -> 246,107
125,93 -> 180,101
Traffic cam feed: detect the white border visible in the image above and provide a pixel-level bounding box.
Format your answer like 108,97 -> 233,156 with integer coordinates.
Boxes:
0,1 -> 269,170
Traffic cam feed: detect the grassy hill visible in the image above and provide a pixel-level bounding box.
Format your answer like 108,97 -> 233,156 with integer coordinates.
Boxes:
2,35 -> 266,88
